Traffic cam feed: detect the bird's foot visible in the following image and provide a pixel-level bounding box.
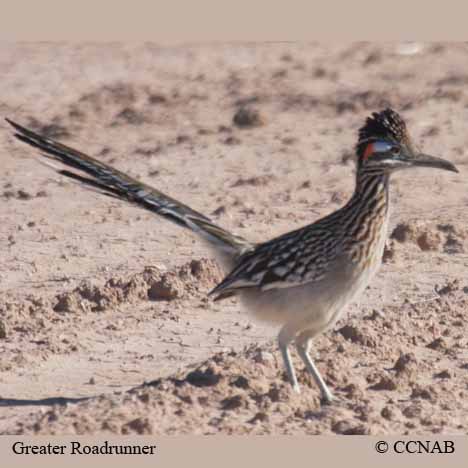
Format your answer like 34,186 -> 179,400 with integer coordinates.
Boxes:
320,392 -> 346,407
292,382 -> 301,394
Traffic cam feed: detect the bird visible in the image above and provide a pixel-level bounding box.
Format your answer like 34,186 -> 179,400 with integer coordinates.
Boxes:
5,108 -> 458,404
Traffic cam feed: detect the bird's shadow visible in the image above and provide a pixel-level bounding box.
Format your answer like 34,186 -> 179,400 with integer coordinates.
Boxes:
0,396 -> 92,407
0,380 -> 162,408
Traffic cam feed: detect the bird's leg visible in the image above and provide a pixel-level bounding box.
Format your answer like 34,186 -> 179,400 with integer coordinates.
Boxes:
278,325 -> 300,393
296,331 -> 334,404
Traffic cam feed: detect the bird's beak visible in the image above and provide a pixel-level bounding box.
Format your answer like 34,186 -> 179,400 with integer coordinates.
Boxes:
410,153 -> 459,173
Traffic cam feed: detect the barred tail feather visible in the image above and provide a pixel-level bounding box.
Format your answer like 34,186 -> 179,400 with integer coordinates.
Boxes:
6,118 -> 252,255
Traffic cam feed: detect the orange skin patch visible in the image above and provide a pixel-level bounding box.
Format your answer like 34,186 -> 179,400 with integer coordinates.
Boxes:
363,142 -> 374,160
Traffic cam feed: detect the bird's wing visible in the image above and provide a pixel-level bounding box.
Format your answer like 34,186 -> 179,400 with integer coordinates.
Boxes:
210,223 -> 340,299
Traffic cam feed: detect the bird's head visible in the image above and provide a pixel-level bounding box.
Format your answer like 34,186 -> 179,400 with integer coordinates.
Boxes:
356,108 -> 458,175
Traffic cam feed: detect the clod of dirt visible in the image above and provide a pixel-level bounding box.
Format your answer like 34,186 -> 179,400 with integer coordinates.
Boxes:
330,191 -> 346,204
410,385 -> 436,401
380,406 -> 394,420
113,107 -> 146,126
253,349 -> 275,365
211,205 -> 227,217
422,126 -> 440,137
230,375 -> 249,389
137,146 -> 162,158
185,367 -> 221,387
232,107 -> 265,128
221,395 -> 244,411
38,123 -> 70,139
402,403 -> 422,419
434,370 -> 451,379
223,136 -> 241,145
17,189 -> 33,200
436,280 -> 460,296
121,417 -> 153,435
148,273 -> 185,301
313,66 -> 327,78
337,324 -> 377,348
393,352 -> 418,376
390,223 -> 413,242
340,383 -> 365,399
436,224 -> 466,254
444,234 -> 464,254
75,83 -> 136,118
0,319 -> 7,339
437,223 -> 458,234
364,309 -> 384,321
248,412 -> 269,424
340,150 -> 354,165
272,69 -> 288,79
148,93 -> 168,105
331,420 -> 370,435
49,259 -> 222,315
53,293 -> 82,313
390,221 -> 466,254
416,231 -> 442,251
54,272 -> 151,313
335,101 -> 356,114
426,337 -> 446,350
2,188 -> 49,201
78,282 -> 111,310
231,174 -> 277,188
281,136 -> 297,145
369,375 -> 397,391
392,223 -> 437,249
185,259 -> 223,288
218,125 -> 231,133
176,134 -> 190,144
363,51 -> 382,66
382,240 -> 397,263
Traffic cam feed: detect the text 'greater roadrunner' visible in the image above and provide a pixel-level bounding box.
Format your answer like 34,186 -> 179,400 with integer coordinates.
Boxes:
6,109 -> 458,404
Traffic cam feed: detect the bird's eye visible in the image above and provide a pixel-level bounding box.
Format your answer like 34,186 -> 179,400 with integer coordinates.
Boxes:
390,146 -> 400,155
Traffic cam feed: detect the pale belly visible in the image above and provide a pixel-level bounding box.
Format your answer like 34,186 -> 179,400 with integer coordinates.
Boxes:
239,216 -> 389,336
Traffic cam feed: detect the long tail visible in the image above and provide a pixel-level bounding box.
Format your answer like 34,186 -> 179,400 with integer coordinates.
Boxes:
6,118 -> 252,257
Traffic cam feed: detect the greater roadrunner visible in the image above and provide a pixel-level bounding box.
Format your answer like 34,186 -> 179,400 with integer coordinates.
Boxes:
6,109 -> 458,404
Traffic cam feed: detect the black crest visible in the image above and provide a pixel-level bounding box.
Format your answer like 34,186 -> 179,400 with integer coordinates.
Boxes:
356,108 -> 410,158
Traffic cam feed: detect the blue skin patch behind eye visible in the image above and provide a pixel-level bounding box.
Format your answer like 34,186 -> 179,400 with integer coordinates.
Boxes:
373,140 -> 394,152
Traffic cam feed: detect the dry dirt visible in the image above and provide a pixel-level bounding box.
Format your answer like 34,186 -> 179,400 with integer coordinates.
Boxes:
1,42 -> 468,435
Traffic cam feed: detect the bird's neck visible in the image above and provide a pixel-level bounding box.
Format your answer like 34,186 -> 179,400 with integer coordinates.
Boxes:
353,170 -> 389,209
341,170 -> 390,235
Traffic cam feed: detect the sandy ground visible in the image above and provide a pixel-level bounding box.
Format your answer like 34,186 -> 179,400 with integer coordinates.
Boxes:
0,42 -> 468,435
